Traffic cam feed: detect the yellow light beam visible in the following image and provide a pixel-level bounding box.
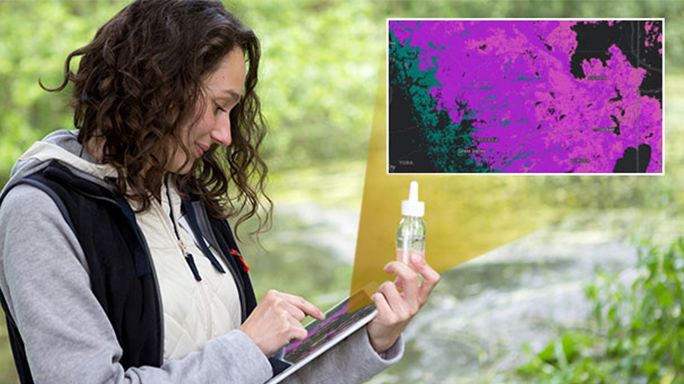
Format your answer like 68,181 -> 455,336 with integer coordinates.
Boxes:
350,60 -> 569,308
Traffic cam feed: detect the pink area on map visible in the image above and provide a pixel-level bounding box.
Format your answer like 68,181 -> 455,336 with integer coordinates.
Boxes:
389,20 -> 663,173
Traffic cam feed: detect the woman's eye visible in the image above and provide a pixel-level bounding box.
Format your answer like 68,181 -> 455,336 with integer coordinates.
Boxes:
214,104 -> 227,113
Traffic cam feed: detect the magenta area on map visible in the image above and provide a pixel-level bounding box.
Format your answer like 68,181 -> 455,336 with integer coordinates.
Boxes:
388,20 -> 663,174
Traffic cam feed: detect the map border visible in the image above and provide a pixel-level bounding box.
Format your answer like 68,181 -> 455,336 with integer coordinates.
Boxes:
386,18 -> 666,176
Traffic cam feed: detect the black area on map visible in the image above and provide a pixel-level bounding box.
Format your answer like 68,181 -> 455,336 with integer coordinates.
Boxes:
569,21 -> 662,107
388,83 -> 435,173
388,29 -> 493,174
613,144 -> 651,173
611,115 -> 621,136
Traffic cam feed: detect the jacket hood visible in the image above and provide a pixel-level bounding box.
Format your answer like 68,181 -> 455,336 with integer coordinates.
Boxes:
3,130 -> 116,195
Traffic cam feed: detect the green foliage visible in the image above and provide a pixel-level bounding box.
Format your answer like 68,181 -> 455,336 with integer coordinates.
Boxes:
1,0 -> 683,183
0,0 -> 387,186
516,238 -> 684,383
2,0 -> 683,186
235,0 -> 383,170
0,1 -> 129,189
0,1 -> 683,383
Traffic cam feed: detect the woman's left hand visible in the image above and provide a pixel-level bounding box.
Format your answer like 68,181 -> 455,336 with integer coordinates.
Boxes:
367,253 -> 441,353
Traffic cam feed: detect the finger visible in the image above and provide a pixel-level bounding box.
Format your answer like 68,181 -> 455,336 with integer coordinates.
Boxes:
262,291 -> 307,322
395,277 -> 405,292
377,281 -> 410,319
280,292 -> 325,320
409,254 -> 441,304
283,302 -> 308,322
370,291 -> 395,323
384,261 -> 420,306
286,315 -> 309,342
292,327 -> 308,342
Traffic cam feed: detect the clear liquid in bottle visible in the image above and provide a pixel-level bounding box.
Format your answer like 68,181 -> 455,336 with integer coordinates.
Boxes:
396,181 -> 425,264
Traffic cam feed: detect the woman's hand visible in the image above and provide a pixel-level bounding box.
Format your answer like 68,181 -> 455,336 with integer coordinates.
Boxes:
367,254 -> 440,353
239,289 -> 324,357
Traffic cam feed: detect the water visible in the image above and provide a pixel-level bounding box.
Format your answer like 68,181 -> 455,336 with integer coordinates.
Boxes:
0,199 -> 671,383
248,202 -> 684,384
381,229 -> 636,383
369,208 -> 684,384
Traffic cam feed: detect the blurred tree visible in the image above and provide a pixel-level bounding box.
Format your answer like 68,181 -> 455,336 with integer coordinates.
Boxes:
0,1 -> 681,383
0,0 -> 128,187
0,0 -> 681,186
236,0 -> 383,169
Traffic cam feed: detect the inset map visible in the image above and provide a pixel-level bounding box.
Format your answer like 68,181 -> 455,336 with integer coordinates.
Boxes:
388,19 -> 663,174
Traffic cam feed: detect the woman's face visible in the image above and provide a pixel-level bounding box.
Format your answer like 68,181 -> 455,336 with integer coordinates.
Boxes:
168,47 -> 246,174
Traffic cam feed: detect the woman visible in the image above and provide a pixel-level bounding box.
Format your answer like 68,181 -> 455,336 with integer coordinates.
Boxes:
0,1 -> 440,383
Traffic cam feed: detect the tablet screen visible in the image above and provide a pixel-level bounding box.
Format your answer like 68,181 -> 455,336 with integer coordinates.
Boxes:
283,298 -> 377,364
267,292 -> 377,383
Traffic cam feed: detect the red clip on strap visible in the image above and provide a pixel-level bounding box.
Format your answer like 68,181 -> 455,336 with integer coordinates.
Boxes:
231,249 -> 249,272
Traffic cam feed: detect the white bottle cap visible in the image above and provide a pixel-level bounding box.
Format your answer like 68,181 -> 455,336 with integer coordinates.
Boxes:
401,181 -> 424,217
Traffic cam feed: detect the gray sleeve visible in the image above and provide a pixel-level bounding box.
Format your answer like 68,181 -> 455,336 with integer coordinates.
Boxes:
0,185 -> 273,384
284,324 -> 404,384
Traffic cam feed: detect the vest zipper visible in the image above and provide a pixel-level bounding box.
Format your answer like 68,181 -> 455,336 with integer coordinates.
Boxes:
161,180 -> 214,341
162,181 -> 204,282
180,242 -> 201,281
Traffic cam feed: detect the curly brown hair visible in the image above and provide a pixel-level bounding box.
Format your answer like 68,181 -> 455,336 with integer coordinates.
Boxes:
43,0 -> 271,239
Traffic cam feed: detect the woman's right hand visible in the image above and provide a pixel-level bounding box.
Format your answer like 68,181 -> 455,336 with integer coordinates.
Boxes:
239,289 -> 325,357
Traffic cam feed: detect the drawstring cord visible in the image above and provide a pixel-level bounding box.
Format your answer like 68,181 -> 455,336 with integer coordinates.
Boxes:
166,182 -> 204,281
165,179 -> 247,280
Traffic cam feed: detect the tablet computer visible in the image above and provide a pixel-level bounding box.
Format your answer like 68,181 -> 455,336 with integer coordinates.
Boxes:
267,291 -> 378,383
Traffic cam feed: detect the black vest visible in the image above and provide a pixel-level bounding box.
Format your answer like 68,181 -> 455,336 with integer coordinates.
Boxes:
0,161 -> 259,383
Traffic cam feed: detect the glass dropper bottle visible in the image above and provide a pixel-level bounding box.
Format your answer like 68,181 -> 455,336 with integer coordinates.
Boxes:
396,181 -> 425,264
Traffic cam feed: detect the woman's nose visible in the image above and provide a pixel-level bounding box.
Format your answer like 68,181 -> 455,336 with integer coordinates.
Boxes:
210,116 -> 232,147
